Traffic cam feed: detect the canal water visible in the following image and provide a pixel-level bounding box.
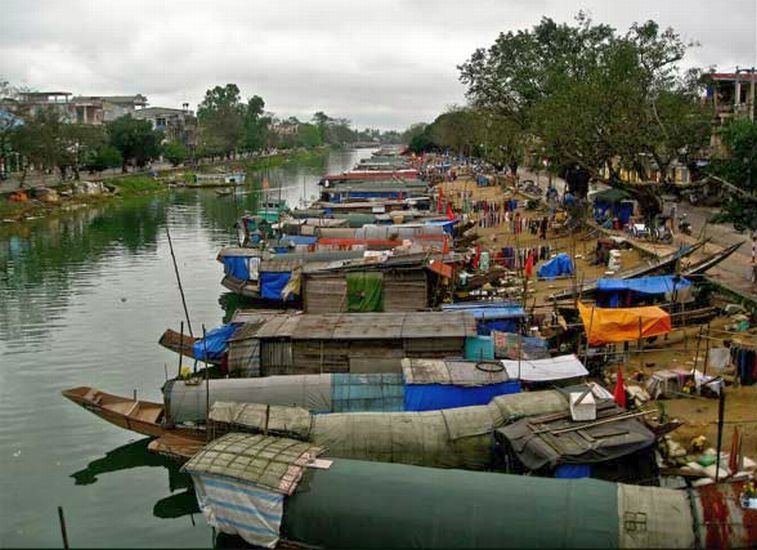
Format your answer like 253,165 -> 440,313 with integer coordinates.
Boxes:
0,148 -> 374,547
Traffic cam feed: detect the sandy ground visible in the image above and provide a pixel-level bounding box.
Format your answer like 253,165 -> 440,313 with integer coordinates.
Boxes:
443,174 -> 757,460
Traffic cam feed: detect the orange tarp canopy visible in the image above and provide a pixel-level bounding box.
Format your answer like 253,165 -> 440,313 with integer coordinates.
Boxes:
577,302 -> 672,345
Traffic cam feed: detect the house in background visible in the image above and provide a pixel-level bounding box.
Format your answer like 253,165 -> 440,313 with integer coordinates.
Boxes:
132,104 -> 198,150
704,70 -> 756,151
12,92 -> 148,125
69,94 -> 148,124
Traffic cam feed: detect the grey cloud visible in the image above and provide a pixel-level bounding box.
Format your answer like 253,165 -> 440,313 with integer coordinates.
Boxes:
1,0 -> 753,130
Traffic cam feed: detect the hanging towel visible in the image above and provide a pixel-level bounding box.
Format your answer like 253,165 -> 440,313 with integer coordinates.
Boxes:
346,272 -> 384,312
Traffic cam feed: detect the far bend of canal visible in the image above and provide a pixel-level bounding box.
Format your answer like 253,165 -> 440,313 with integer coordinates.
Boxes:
0,148 -> 374,547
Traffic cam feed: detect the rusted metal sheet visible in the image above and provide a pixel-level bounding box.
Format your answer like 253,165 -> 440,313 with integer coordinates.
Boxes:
693,480 -> 757,548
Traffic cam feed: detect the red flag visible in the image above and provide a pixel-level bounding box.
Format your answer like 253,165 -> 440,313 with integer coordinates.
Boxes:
613,368 -> 627,408
446,204 -> 455,221
729,426 -> 741,475
525,250 -> 534,278
442,235 -> 450,255
262,177 -> 270,190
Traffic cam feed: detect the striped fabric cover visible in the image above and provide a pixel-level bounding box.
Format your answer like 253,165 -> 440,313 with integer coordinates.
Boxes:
192,472 -> 284,548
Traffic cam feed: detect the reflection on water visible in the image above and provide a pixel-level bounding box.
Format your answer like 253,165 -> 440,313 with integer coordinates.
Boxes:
69,438 -> 200,520
0,148 -> 374,548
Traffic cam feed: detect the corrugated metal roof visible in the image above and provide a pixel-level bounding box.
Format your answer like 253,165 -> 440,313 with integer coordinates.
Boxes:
249,311 -> 476,340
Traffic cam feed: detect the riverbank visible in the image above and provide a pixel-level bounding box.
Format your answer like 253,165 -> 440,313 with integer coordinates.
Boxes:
0,147 -> 331,225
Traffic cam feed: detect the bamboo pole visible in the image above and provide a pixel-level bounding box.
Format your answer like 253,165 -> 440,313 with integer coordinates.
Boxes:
638,316 -> 644,372
57,506 -> 69,550
715,389 -> 726,482
177,321 -> 184,379
692,324 -> 704,374
165,225 -> 194,337
703,322 -> 712,378
202,324 -> 211,441
583,306 -> 596,365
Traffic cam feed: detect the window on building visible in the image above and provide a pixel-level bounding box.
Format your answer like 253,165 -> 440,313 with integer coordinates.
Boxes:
156,117 -> 167,128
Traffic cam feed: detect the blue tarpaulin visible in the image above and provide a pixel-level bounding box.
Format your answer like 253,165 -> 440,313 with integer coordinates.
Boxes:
193,323 -> 240,361
443,304 -> 525,336
260,271 -> 294,301
596,275 -> 692,307
404,381 -> 521,411
222,256 -> 250,281
424,219 -> 458,235
537,253 -> 574,280
478,319 -> 517,335
594,200 -> 634,225
555,464 -> 592,478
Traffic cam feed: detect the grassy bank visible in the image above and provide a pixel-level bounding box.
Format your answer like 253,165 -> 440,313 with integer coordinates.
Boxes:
1,147 -> 331,224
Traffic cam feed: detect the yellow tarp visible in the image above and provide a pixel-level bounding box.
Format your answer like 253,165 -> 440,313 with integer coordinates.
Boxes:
578,302 -> 672,345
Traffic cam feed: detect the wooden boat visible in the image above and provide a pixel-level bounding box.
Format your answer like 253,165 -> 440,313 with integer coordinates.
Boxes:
683,241 -> 744,276
185,172 -> 246,188
148,432 -> 205,462
550,240 -> 707,301
62,387 -> 206,446
157,329 -> 224,365
62,387 -> 170,438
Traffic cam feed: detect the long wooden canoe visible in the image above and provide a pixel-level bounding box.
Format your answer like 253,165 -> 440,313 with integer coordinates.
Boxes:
550,241 -> 707,301
157,329 -> 224,365
62,387 -> 168,437
684,241 -> 744,276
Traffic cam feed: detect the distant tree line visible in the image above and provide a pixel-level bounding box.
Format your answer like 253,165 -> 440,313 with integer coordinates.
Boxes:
0,80 -> 401,184
405,13 -> 717,213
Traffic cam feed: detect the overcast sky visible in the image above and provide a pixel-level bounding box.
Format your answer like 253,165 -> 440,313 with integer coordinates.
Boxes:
2,0 -> 755,130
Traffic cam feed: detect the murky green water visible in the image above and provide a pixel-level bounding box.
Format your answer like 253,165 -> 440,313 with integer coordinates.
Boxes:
0,149 -> 373,548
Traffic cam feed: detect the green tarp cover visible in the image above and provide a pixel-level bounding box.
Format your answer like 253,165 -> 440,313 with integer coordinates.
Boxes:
346,272 -> 384,312
282,458 -> 620,548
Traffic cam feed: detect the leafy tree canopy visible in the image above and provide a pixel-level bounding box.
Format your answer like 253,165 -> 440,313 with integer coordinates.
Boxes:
107,115 -> 162,172
708,119 -> 757,231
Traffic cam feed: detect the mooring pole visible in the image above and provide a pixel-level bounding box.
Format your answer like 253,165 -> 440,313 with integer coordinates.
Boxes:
177,321 -> 184,379
202,324 -> 211,441
57,506 -> 69,550
165,225 -> 194,337
715,388 -> 726,482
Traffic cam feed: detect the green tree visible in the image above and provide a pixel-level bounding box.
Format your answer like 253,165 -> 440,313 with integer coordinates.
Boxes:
85,144 -> 123,173
107,115 -> 163,172
242,95 -> 270,152
296,123 -> 322,148
0,78 -> 26,176
162,140 -> 189,166
12,107 -> 105,181
709,119 -> 757,231
197,83 -> 244,159
458,14 -> 710,208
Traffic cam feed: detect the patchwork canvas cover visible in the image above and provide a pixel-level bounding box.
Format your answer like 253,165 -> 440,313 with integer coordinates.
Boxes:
184,433 -> 323,548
